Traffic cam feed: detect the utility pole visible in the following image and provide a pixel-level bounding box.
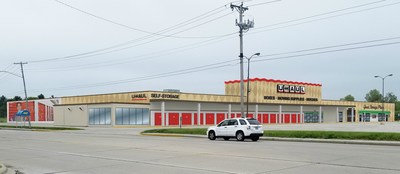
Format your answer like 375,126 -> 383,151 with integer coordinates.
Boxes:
231,2 -> 254,118
14,62 -> 31,128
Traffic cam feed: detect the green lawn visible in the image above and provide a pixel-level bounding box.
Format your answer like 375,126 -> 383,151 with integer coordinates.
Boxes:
265,130 -> 400,141
142,128 -> 400,141
142,128 -> 207,135
0,117 -> 6,123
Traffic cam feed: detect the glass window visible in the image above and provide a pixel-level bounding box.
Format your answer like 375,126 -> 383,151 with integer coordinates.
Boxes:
116,108 -> 123,125
228,119 -> 238,125
218,120 -> 229,127
136,109 -> 143,125
89,108 -> 111,125
105,108 -> 111,125
123,108 -> 130,125
99,108 -> 106,125
89,109 -> 95,125
142,109 -> 149,125
94,108 -> 100,125
129,108 -> 136,125
115,108 -> 149,125
239,119 -> 247,125
247,118 -> 260,125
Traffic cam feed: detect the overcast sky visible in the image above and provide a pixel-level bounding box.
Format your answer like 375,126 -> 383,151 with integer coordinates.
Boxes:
0,0 -> 399,101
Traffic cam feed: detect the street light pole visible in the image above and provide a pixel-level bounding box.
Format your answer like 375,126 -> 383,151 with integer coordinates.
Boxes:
245,53 -> 260,118
374,74 -> 393,122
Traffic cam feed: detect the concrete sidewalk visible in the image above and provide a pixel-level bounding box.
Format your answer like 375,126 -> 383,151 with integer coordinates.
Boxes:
141,133 -> 400,146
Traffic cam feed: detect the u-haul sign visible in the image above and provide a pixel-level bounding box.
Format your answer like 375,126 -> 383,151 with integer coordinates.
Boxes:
277,84 -> 305,94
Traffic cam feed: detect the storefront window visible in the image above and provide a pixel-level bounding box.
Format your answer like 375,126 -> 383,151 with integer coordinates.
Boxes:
115,108 -> 150,125
89,108 -> 111,125
304,112 -> 323,123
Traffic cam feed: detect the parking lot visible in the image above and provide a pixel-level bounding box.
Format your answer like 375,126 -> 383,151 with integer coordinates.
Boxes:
1,124 -> 400,174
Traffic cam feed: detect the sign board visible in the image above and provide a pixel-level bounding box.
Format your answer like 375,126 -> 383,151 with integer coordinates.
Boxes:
16,110 -> 30,117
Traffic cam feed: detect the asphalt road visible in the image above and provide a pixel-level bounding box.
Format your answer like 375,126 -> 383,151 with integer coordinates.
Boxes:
0,128 -> 399,174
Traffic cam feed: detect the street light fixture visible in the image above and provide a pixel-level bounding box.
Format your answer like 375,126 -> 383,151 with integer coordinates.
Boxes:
245,52 -> 261,117
374,74 -> 393,122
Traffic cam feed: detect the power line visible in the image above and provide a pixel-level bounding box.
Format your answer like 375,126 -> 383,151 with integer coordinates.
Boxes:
253,41 -> 400,63
55,0 -> 230,39
28,11 -> 236,64
253,0 -> 388,31
0,65 -> 21,81
26,34 -> 400,73
22,37 -> 400,93
248,0 -> 282,7
29,2 -> 235,64
25,60 -> 238,92
0,64 -> 15,79
29,0 -> 396,65
25,0 -> 286,70
253,36 -> 400,59
26,34 -> 237,72
247,1 -> 400,36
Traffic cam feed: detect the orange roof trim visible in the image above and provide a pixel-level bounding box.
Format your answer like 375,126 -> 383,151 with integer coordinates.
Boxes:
224,78 -> 322,86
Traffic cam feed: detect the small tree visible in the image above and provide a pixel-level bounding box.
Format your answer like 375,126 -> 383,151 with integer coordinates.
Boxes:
0,95 -> 7,118
385,92 -> 398,103
365,89 -> 383,102
340,94 -> 355,101
27,96 -> 38,100
38,94 -> 45,99
0,95 -> 6,103
13,96 -> 22,101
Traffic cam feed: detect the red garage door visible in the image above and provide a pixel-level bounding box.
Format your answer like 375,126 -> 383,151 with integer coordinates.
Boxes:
284,114 -> 290,124
262,114 -> 269,124
270,114 -> 277,124
193,113 -> 198,125
155,112 -> 162,126
216,113 -> 225,124
247,113 -> 254,118
182,113 -> 192,125
38,103 -> 46,121
257,114 -> 262,123
169,113 -> 179,125
291,114 -> 297,123
206,113 -> 215,125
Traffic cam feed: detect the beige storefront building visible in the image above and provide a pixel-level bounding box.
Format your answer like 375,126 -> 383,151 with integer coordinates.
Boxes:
54,78 -> 395,127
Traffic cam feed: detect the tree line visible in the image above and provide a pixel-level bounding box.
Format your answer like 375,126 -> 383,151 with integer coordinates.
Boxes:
340,89 -> 399,121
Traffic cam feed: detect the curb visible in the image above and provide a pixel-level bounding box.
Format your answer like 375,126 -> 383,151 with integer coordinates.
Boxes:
0,163 -> 5,174
261,137 -> 400,146
0,163 -> 13,174
141,133 -> 400,146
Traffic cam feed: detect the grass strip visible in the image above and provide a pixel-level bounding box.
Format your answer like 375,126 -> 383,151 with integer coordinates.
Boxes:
142,128 -> 207,135
0,117 -> 6,123
142,128 -> 400,141
0,125 -> 83,130
265,130 -> 400,141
